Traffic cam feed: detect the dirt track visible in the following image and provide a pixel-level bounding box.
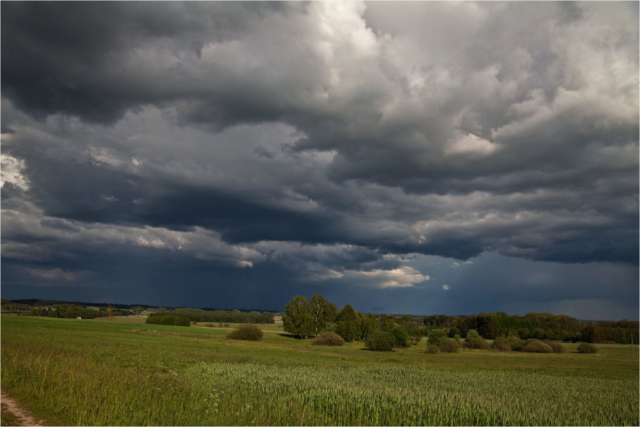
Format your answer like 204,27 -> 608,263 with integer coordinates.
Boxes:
1,392 -> 43,426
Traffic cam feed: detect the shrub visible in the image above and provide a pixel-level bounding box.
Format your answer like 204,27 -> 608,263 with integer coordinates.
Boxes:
521,339 -> 552,353
312,331 -> 344,346
428,329 -> 447,347
391,324 -> 409,348
439,338 -> 460,353
226,324 -> 263,341
506,336 -> 526,352
408,335 -> 421,346
425,344 -> 440,354
365,331 -> 395,351
464,329 -> 489,349
543,340 -> 568,353
454,335 -> 462,346
204,323 -> 214,327
491,336 -> 512,352
577,343 -> 599,353
145,315 -> 191,327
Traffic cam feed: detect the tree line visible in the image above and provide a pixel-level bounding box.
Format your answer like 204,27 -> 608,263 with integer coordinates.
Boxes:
283,295 -> 419,349
147,308 -> 274,324
27,303 -> 132,319
282,295 -> 639,345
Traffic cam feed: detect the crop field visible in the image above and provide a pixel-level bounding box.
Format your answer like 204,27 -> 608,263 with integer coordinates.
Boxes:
1,316 -> 638,426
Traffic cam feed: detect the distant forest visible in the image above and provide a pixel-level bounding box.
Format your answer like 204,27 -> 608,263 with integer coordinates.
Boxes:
281,295 -> 638,345
2,297 -> 637,344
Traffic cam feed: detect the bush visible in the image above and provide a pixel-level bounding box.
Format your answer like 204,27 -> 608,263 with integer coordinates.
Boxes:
391,324 -> 409,348
577,343 -> 599,353
464,329 -> 489,349
226,324 -> 263,341
439,338 -> 460,353
145,315 -> 191,327
312,331 -> 344,346
204,323 -> 214,327
491,336 -> 512,352
448,326 -> 460,338
365,331 -> 395,351
454,335 -> 462,346
543,340 -> 568,353
506,336 -> 526,351
521,339 -> 552,353
425,344 -> 440,354
408,335 -> 421,346
427,329 -> 447,347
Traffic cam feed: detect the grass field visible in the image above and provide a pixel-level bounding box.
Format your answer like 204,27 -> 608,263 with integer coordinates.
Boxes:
1,316 -> 638,425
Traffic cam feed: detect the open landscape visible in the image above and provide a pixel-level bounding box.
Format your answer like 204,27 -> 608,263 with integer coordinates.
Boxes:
2,2 -> 639,426
2,305 -> 638,426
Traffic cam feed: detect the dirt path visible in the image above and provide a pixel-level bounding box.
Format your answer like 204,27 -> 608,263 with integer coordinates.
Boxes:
1,392 -> 44,426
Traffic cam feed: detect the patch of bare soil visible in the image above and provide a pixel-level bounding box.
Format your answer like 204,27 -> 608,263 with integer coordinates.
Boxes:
1,393 -> 44,426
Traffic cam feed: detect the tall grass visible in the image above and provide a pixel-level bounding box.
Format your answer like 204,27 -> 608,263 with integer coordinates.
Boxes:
2,317 -> 638,426
185,362 -> 639,426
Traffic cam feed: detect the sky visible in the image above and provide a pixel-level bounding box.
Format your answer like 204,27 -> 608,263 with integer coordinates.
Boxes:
1,2 -> 638,320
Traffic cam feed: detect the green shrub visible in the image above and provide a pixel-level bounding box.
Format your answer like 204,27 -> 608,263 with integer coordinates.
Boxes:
226,324 -> 263,341
145,315 -> 191,327
427,329 -> 447,347
365,331 -> 395,351
464,329 -> 489,349
506,336 -> 526,351
312,331 -> 344,346
491,336 -> 512,352
454,335 -> 462,346
391,324 -> 409,348
439,338 -> 460,353
577,343 -> 599,353
408,335 -> 421,346
425,344 -> 440,354
521,339 -> 552,353
543,340 -> 568,353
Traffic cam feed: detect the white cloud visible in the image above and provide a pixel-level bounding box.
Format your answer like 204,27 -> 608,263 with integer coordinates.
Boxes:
1,153 -> 29,190
344,266 -> 430,288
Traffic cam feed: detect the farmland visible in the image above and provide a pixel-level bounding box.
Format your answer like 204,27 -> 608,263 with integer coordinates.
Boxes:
1,316 -> 638,426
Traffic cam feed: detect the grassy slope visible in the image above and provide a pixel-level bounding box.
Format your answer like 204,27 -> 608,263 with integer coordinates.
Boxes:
1,316 -> 638,425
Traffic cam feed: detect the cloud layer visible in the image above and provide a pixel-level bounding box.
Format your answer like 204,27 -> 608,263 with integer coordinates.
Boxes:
1,2 -> 638,316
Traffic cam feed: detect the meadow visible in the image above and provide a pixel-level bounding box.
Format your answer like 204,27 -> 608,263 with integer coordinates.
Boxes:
1,316 -> 638,426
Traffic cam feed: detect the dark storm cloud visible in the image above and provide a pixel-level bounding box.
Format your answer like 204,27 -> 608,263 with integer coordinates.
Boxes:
1,2 -> 638,315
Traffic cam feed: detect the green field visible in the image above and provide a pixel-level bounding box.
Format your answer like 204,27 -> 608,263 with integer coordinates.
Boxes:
1,316 -> 638,426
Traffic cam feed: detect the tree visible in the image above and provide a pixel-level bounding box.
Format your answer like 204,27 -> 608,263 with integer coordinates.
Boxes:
358,313 -> 378,341
448,326 -> 460,338
391,324 -> 409,348
378,314 -> 396,332
428,329 -> 447,347
283,296 -> 315,339
581,324 -> 605,343
336,304 -> 359,342
309,294 -> 337,334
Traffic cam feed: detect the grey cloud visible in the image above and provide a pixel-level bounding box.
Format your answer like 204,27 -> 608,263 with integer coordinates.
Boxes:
0,2 -> 637,313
